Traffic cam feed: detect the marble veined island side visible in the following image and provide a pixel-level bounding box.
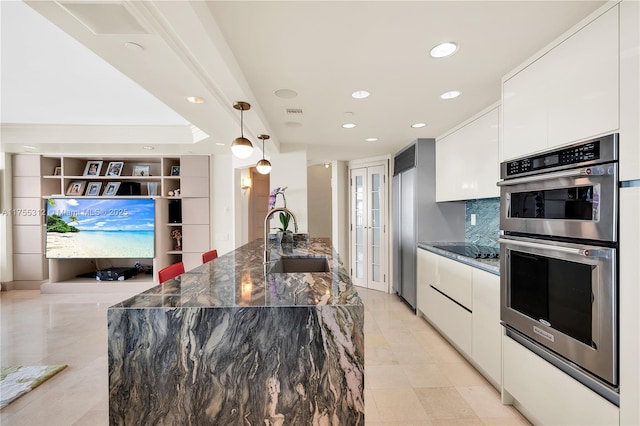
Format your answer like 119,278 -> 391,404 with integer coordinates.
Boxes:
108,237 -> 364,425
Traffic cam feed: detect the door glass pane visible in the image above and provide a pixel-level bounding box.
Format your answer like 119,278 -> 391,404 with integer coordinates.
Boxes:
372,265 -> 380,282
371,209 -> 380,227
373,246 -> 380,264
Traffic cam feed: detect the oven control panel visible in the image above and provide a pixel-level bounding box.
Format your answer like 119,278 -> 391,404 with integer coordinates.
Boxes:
501,133 -> 618,179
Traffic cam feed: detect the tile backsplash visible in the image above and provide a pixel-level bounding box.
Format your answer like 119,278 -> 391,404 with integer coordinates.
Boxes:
465,198 -> 500,248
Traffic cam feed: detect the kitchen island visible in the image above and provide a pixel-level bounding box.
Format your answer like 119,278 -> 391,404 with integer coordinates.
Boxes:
108,237 -> 364,425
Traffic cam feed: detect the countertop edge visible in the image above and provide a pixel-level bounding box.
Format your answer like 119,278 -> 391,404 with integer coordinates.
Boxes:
418,242 -> 500,276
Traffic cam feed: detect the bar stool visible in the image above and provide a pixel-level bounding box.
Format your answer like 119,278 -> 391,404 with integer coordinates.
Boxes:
158,261 -> 185,284
202,250 -> 218,264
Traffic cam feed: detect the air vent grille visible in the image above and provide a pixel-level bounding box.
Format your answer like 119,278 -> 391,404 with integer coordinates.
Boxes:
284,108 -> 303,116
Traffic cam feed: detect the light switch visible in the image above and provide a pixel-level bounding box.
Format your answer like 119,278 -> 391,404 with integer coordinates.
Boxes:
470,214 -> 476,226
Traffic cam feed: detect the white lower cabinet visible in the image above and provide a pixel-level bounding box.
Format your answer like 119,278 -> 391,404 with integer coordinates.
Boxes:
417,247 -> 500,385
416,248 -> 437,315
471,268 -> 501,388
503,335 -> 619,425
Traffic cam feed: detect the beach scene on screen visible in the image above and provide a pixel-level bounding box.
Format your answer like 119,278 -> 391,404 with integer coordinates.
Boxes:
46,198 -> 155,258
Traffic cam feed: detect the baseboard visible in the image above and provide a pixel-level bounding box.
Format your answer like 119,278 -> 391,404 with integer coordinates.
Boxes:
1,280 -> 47,291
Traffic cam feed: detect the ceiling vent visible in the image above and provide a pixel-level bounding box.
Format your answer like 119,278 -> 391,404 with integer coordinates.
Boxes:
284,108 -> 303,116
58,2 -> 150,35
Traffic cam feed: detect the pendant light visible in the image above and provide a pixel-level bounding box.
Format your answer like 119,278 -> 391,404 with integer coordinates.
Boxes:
231,101 -> 254,158
256,134 -> 272,175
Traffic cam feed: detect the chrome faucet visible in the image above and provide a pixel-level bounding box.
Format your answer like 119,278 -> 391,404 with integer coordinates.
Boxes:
264,207 -> 298,264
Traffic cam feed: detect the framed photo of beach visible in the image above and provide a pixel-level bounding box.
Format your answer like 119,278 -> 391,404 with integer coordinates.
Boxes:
85,182 -> 102,196
105,162 -> 124,177
103,182 -> 121,196
83,161 -> 103,176
132,164 -> 151,176
66,181 -> 87,196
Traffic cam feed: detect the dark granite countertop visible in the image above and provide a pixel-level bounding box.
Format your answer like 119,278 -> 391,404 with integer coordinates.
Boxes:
418,241 -> 500,276
111,237 -> 363,309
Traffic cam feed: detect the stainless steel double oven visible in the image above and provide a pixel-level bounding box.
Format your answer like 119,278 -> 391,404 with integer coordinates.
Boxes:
498,133 -> 619,403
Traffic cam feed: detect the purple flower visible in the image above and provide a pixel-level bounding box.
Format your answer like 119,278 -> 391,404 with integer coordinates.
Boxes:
269,187 -> 288,209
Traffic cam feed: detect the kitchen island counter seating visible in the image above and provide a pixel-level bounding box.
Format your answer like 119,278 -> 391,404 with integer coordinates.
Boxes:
108,237 -> 364,425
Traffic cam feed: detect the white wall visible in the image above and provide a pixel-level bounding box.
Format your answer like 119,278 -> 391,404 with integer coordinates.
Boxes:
210,154 -> 235,256
307,164 -> 332,238
268,143 -> 308,233
331,160 -> 349,263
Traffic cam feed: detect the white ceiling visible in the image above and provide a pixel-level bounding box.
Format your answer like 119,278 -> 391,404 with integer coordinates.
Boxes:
1,0 -> 607,164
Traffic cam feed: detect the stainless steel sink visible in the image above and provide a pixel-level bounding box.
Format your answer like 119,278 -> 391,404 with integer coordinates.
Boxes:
269,256 -> 330,273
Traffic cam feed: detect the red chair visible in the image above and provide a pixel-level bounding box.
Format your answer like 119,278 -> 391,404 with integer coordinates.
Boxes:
158,261 -> 185,284
202,249 -> 218,264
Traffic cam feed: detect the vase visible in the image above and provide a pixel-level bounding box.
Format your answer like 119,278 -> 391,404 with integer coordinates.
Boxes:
280,231 -> 294,245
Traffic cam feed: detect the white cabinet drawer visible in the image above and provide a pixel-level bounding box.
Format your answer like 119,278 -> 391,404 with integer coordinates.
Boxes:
503,335 -> 619,425
426,285 -> 472,356
433,255 -> 472,310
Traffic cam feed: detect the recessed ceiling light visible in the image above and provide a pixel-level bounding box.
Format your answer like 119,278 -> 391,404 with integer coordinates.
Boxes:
351,90 -> 370,99
186,96 -> 204,104
285,121 -> 303,127
430,42 -> 458,58
440,90 -> 461,100
215,142 -> 226,146
274,89 -> 298,99
142,146 -> 154,150
23,145 -> 37,150
342,123 -> 357,129
366,137 -> 378,142
411,123 -> 427,128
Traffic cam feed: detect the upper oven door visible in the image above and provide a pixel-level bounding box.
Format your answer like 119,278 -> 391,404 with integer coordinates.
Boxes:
499,162 -> 618,242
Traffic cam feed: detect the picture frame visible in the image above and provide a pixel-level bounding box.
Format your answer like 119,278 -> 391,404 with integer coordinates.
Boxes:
83,161 -> 103,176
105,161 -> 124,177
103,181 -> 121,196
85,181 -> 102,196
66,180 -> 87,196
170,165 -> 180,176
53,166 -> 62,176
132,164 -> 151,177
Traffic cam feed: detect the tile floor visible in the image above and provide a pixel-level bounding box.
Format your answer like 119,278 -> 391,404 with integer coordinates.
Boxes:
0,288 -> 530,425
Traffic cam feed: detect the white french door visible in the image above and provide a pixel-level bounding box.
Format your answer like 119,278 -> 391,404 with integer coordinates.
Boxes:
350,164 -> 387,292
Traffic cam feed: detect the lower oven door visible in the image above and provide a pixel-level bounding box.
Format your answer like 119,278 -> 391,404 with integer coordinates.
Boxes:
499,235 -> 617,386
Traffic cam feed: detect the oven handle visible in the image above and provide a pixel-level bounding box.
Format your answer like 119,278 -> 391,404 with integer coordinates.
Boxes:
498,238 -> 611,258
497,165 -> 614,186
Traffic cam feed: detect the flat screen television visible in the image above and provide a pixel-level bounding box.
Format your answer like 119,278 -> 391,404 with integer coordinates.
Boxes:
46,198 -> 155,259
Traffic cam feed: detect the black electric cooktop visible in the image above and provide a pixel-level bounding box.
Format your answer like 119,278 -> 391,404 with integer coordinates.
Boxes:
432,244 -> 499,259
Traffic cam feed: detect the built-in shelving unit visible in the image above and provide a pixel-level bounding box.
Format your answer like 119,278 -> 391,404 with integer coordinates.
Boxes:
10,154 -> 210,292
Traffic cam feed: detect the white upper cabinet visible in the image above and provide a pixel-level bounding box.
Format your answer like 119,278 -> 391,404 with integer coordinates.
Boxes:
436,104 -> 500,202
502,5 -> 619,161
620,0 -> 640,181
